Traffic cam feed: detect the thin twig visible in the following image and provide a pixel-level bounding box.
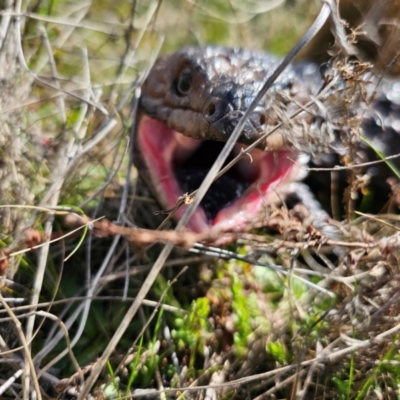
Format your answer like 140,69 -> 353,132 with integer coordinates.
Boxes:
0,292 -> 41,400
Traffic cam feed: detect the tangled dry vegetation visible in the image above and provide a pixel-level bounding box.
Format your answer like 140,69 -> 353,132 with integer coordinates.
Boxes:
2,0 -> 400,399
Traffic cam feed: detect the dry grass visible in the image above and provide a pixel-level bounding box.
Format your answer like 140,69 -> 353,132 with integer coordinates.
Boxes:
1,0 -> 400,399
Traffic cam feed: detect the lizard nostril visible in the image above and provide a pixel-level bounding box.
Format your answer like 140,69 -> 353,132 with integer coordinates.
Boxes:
203,98 -> 226,123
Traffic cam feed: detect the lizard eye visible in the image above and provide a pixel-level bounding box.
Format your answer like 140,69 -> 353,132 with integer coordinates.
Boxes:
174,68 -> 192,96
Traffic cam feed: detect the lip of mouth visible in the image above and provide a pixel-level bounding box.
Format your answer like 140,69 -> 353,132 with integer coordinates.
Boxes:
137,115 -> 300,233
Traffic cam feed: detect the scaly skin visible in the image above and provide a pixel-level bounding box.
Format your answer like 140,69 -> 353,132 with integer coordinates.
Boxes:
135,46 -> 400,232
139,46 -> 321,150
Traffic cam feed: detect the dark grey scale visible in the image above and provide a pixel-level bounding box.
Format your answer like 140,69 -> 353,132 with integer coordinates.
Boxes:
139,45 -> 400,218
360,97 -> 400,207
305,83 -> 400,215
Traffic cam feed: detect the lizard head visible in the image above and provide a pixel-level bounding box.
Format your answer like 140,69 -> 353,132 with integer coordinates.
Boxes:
135,46 -> 315,233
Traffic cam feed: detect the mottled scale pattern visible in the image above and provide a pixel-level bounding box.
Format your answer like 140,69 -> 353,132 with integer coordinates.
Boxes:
140,46 -> 400,213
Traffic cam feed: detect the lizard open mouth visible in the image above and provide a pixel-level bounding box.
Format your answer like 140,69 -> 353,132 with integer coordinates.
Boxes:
137,116 -> 299,233
135,46 -> 316,233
